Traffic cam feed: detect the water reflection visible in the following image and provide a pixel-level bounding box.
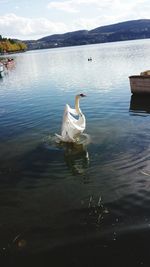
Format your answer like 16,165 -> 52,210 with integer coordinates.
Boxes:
130,94 -> 150,114
58,141 -> 89,175
54,133 -> 90,175
2,40 -> 150,264
21,134 -> 90,180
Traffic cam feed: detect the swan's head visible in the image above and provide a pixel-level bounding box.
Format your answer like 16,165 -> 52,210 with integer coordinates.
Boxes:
79,93 -> 86,98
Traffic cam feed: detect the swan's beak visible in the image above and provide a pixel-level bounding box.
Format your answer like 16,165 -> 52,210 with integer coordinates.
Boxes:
80,94 -> 86,97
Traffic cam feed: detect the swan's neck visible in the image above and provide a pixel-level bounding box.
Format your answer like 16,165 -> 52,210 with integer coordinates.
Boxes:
75,96 -> 81,114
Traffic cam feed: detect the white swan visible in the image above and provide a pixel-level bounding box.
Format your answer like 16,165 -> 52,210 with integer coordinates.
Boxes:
56,94 -> 86,142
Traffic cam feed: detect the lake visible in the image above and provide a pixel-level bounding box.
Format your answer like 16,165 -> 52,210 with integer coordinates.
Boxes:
1,39 -> 150,266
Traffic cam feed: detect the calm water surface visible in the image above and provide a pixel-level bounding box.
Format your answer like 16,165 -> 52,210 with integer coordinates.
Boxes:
1,39 -> 150,266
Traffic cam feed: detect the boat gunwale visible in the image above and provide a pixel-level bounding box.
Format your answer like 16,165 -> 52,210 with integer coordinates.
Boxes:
129,75 -> 150,79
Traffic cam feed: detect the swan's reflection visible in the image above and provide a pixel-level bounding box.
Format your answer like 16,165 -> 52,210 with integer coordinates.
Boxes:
58,140 -> 89,175
130,94 -> 150,114
65,145 -> 89,175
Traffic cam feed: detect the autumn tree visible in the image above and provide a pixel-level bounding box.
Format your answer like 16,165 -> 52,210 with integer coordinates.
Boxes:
0,36 -> 27,53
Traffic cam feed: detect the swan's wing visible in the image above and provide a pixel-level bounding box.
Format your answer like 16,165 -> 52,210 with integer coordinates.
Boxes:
67,104 -> 86,129
69,113 -> 86,131
61,105 -> 76,141
65,113 -> 86,139
60,105 -> 86,142
67,104 -> 78,116
77,114 -> 86,127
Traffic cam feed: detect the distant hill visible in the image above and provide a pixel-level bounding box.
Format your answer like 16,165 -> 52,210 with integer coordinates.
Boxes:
24,19 -> 150,50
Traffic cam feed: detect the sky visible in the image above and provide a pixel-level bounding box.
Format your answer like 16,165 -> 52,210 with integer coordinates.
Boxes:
0,0 -> 149,40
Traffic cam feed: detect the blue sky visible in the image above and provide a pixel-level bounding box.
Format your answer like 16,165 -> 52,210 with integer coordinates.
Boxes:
0,0 -> 149,40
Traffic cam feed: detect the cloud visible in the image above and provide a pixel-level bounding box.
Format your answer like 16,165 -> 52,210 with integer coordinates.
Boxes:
47,1 -> 78,13
47,0 -> 104,13
47,0 -> 150,19
57,0 -> 150,31
47,0 -> 115,12
0,13 -> 68,39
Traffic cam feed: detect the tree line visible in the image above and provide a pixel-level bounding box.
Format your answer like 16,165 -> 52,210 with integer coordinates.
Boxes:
0,35 -> 27,53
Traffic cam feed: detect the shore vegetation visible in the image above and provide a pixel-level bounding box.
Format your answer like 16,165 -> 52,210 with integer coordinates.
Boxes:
0,35 -> 27,54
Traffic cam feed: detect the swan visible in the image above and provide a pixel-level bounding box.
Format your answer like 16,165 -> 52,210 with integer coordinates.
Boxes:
56,94 -> 86,142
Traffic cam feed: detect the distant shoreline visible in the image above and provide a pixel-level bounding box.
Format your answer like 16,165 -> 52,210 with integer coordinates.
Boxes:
24,19 -> 150,51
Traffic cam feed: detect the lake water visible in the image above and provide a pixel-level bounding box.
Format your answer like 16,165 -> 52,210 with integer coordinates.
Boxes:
1,39 -> 150,266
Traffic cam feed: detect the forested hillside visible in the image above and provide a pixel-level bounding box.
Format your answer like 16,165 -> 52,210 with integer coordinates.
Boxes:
25,19 -> 150,50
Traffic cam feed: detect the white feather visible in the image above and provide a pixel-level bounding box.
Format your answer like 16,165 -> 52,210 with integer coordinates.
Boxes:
56,95 -> 86,142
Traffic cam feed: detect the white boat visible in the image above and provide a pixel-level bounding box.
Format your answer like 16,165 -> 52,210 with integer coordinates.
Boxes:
0,62 -> 4,78
129,70 -> 150,94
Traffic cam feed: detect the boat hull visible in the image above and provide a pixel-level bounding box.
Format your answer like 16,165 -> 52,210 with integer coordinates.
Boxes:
129,75 -> 150,94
